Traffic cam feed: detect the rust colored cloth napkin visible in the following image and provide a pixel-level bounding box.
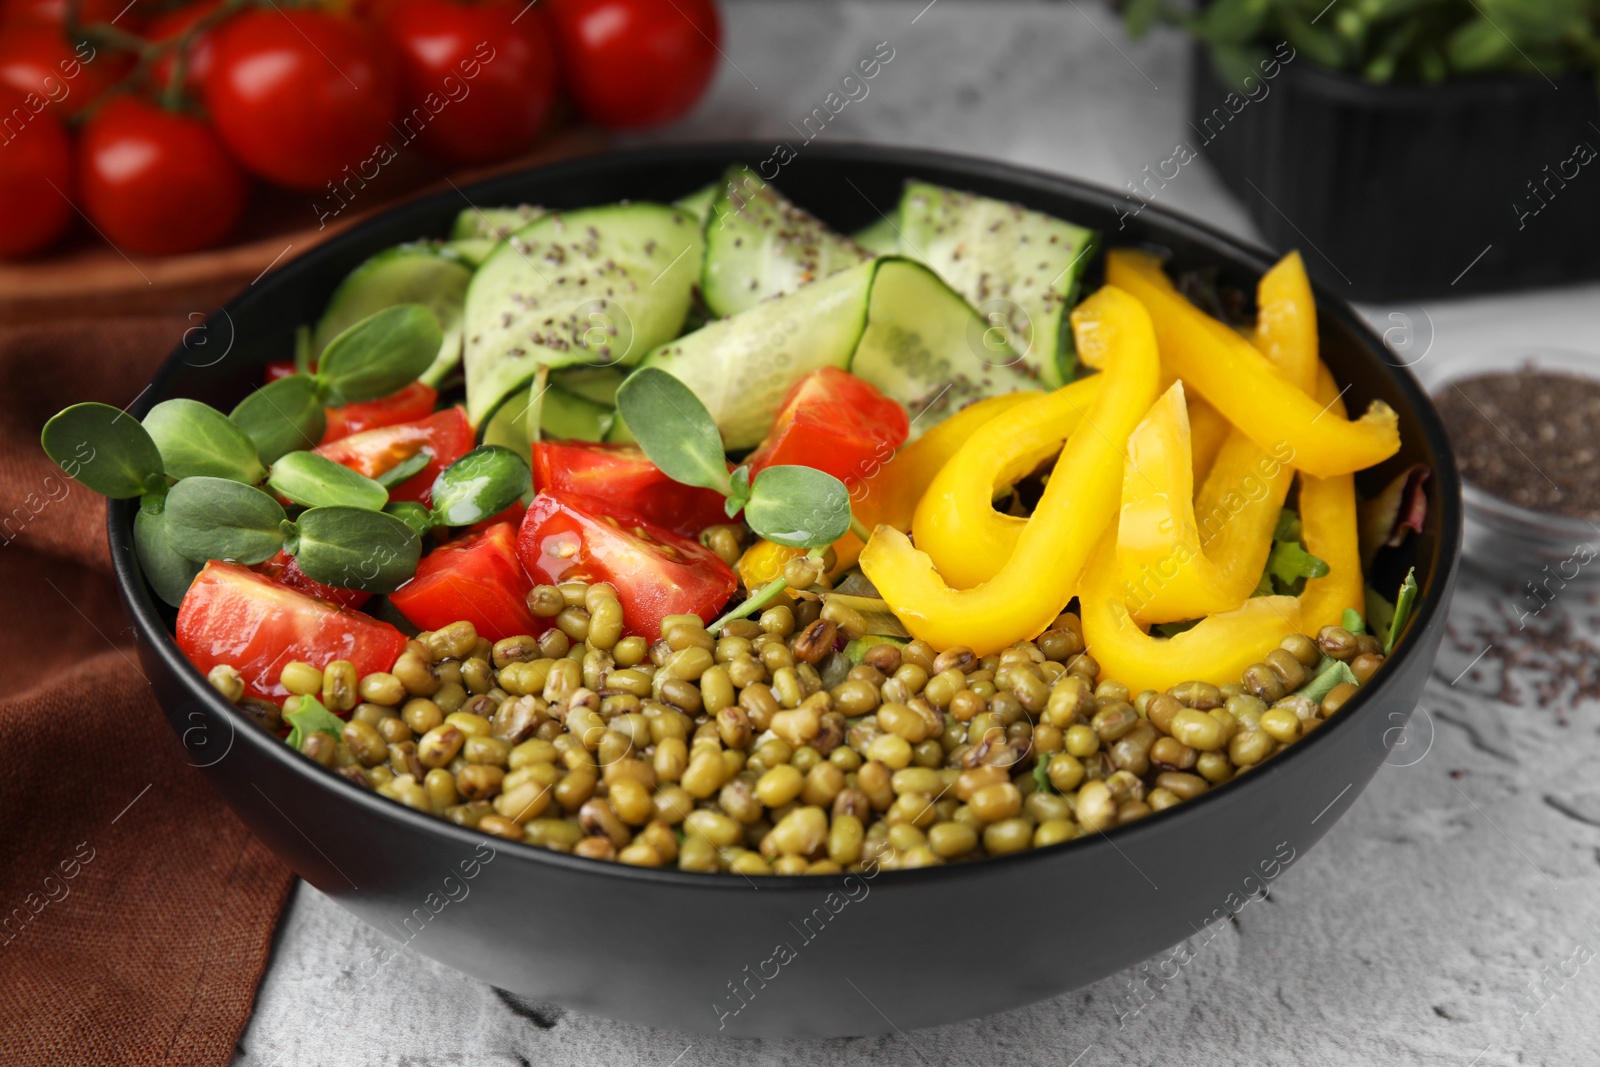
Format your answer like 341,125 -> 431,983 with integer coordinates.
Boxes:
0,315 -> 295,1066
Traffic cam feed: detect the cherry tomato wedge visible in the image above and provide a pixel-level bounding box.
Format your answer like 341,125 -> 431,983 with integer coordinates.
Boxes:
263,361 -> 439,443
745,367 -> 909,485
177,560 -> 406,702
532,440 -> 729,537
314,406 -> 472,507
252,549 -> 372,612
516,491 -> 737,641
390,522 -> 540,641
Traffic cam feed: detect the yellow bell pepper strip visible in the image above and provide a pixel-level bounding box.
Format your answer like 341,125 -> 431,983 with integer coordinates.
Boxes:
737,538 -> 803,595
1188,393 -> 1230,484
910,376 -> 1103,589
1117,252 -> 1320,623
1106,248 -> 1400,478
1080,526 -> 1304,692
1297,365 -> 1365,632
860,286 -> 1159,655
855,391 -> 1039,532
792,391 -> 1043,577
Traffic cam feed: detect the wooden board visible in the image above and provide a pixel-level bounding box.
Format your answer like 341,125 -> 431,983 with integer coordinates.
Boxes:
0,125 -> 608,325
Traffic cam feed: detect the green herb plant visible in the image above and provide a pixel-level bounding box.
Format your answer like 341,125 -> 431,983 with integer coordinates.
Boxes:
615,367 -> 857,634
41,305 -> 531,608
1120,0 -> 1600,87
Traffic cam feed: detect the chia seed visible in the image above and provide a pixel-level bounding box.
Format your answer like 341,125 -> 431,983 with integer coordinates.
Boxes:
1434,367 -> 1600,521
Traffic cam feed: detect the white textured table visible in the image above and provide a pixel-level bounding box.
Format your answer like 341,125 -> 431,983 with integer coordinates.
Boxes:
233,4 -> 1600,1064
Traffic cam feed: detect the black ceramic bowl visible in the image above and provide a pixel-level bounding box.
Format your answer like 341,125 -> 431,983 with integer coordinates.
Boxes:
110,143 -> 1462,1038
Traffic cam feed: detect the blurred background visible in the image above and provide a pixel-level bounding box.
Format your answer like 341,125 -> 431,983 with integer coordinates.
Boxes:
6,2 -> 1600,1065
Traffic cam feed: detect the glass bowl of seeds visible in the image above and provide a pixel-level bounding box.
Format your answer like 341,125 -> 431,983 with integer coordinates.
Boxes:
1420,346 -> 1600,586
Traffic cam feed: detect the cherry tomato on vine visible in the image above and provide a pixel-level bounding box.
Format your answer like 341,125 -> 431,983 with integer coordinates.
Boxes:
146,0 -> 225,94
1,0 -> 147,30
0,20 -> 131,118
379,0 -> 557,165
0,84 -> 73,258
203,9 -> 397,190
78,95 -> 247,255
543,0 -> 721,129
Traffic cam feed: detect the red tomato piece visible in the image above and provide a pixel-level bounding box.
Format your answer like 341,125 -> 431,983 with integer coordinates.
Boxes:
252,549 -> 372,612
745,367 -> 909,485
379,0 -> 557,165
177,561 -> 407,702
2,0 -> 147,28
261,361 -> 437,443
390,522 -> 540,641
467,498 -> 525,535
544,0 -> 720,129
532,440 -> 729,537
0,84 -> 73,259
324,381 -> 438,442
516,491 -> 736,641
78,95 -> 247,256
202,10 -> 397,190
314,406 -> 471,507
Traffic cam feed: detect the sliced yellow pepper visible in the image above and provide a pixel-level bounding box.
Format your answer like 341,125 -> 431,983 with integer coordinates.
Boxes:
860,286 -> 1158,655
1116,253 -> 1317,623
1188,393 -> 1229,484
1107,249 -> 1400,478
910,376 -> 1103,589
1298,365 -> 1364,632
737,538 -> 803,594
1080,526 -> 1304,692
824,390 -> 1042,574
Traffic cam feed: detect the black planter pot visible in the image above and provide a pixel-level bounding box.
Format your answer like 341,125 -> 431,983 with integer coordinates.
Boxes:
112,143 -> 1463,1037
1192,47 -> 1600,300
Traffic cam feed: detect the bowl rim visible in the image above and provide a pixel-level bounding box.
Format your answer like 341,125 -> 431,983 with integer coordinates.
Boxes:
108,140 -> 1465,890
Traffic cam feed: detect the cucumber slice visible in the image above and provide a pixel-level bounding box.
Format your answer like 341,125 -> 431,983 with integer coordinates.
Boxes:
852,258 -> 1042,431
478,366 -> 548,452
311,243 -> 472,389
450,204 -> 543,240
541,386 -> 613,442
551,365 -> 625,407
702,165 -> 870,318
898,181 -> 1099,388
462,203 -> 704,426
448,239 -> 497,268
631,256 -> 1041,449
852,216 -> 900,255
674,182 -> 720,223
636,259 -> 876,448
449,205 -> 545,268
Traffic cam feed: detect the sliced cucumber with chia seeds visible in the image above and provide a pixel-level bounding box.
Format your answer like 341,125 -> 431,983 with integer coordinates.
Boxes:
448,205 -> 544,268
450,204 -> 544,240
312,243 -> 473,389
633,260 -> 875,448
852,216 -> 900,255
551,365 -> 625,407
702,165 -> 870,318
674,181 -> 720,223
851,258 -> 1043,429
462,202 -> 704,426
897,181 -> 1099,388
629,256 -> 1040,449
540,387 -> 613,441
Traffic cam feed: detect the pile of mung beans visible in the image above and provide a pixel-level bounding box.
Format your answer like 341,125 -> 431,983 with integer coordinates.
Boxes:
207,579 -> 1389,874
